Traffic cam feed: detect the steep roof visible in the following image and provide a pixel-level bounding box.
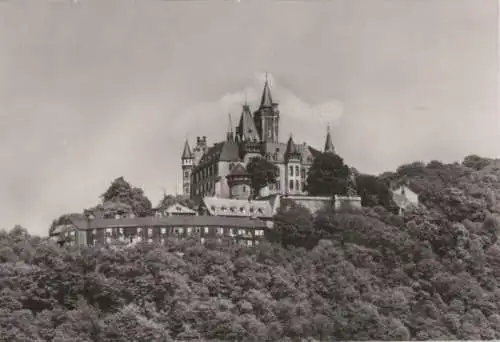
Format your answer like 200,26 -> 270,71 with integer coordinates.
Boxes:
197,141 -> 240,166
324,126 -> 335,153
261,141 -> 316,165
181,140 -> 193,159
285,135 -> 301,161
237,105 -> 260,142
260,78 -> 273,108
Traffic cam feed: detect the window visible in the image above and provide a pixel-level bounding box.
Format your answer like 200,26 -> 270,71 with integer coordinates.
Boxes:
296,180 -> 300,191
238,229 -> 245,235
230,206 -> 236,213
148,238 -> 153,244
255,240 -> 260,246
295,166 -> 299,175
105,228 -> 112,237
301,168 -> 306,178
195,227 -> 201,234
289,166 -> 293,176
257,208 -> 263,214
240,207 -> 245,213
148,228 -> 153,236
289,180 -> 294,190
187,227 -> 192,234
160,238 -> 165,245
204,227 -> 209,234
243,185 -> 247,192
106,237 -> 111,244
217,227 -> 224,235
161,227 -> 166,234
255,229 -> 264,236
184,171 -> 189,178
137,227 -> 142,233
201,237 -> 206,244
92,229 -> 97,235
118,228 -> 123,234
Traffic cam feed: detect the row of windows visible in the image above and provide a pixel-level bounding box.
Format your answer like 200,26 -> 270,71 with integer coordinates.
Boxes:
210,205 -> 265,215
96,226 -> 265,237
289,165 -> 308,178
289,180 -> 306,192
192,164 -> 218,183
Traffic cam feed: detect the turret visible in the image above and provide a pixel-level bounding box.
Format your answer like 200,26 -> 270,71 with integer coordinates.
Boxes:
324,125 -> 335,154
253,73 -> 280,143
284,135 -> 302,194
181,140 -> 194,196
226,163 -> 252,200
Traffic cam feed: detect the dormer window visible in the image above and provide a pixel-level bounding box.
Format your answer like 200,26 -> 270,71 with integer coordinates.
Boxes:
210,205 -> 215,211
221,206 -> 227,211
230,206 -> 236,213
249,207 -> 254,213
240,207 -> 245,213
257,208 -> 263,214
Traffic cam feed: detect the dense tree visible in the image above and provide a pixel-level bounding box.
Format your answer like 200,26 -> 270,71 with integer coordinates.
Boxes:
246,157 -> 279,198
268,200 -> 317,249
306,152 -> 350,196
100,177 -> 153,217
354,173 -> 393,209
8,155 -> 500,341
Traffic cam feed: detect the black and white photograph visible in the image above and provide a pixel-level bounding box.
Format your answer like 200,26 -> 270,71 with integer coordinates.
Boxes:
0,0 -> 498,340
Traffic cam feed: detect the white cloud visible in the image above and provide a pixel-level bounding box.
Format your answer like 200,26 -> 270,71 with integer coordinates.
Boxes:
172,72 -> 344,150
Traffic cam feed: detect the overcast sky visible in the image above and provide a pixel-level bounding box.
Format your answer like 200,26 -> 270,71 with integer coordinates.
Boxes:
0,0 -> 498,235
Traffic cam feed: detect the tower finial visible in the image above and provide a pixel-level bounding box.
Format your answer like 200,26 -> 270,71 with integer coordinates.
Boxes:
260,72 -> 273,108
265,72 -> 268,82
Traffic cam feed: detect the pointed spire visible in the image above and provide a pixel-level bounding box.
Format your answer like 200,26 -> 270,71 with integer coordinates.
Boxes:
226,113 -> 234,142
324,125 -> 335,154
181,139 -> 193,159
285,134 -> 300,161
237,104 -> 260,142
260,72 -> 273,108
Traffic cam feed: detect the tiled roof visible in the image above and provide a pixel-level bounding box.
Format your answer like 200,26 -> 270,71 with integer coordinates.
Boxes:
237,105 -> 260,142
203,196 -> 273,218
68,215 -> 268,231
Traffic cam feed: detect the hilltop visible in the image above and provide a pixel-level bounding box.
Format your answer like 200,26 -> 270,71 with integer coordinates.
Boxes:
1,154 -> 500,341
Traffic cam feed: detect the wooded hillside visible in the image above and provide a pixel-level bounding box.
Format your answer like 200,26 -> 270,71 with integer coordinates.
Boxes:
3,154 -> 500,341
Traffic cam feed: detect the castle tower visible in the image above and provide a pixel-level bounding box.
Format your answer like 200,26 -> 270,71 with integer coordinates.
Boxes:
181,139 -> 194,196
324,125 -> 335,154
226,163 -> 252,200
284,134 -> 302,194
253,74 -> 280,143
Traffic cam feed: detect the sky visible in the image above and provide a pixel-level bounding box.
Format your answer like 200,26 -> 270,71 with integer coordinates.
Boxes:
0,0 -> 498,235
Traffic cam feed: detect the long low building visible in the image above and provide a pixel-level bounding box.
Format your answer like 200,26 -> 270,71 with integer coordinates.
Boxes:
50,215 -> 270,248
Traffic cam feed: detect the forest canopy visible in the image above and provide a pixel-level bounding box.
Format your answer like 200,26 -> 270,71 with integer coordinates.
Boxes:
4,155 -> 500,341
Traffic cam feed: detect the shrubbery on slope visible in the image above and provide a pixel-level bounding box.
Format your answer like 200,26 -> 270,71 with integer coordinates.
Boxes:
2,155 -> 500,341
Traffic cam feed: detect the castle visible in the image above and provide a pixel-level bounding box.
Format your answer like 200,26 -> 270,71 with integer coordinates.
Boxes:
181,76 -> 336,203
